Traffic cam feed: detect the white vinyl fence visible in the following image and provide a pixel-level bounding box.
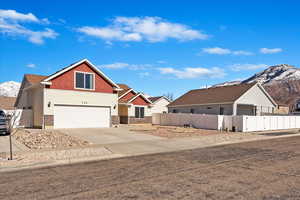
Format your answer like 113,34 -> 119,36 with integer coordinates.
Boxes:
153,113 -> 300,132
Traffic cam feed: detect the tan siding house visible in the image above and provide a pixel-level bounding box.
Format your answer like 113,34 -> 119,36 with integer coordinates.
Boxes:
15,59 -> 121,129
168,83 -> 277,116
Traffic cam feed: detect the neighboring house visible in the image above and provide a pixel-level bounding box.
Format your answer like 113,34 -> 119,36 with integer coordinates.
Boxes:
168,83 -> 277,116
148,96 -> 171,114
15,59 -> 122,129
118,84 -> 152,124
274,104 -> 289,115
0,96 -> 16,110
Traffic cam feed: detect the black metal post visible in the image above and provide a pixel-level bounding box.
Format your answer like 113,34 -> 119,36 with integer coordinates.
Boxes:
9,132 -> 13,160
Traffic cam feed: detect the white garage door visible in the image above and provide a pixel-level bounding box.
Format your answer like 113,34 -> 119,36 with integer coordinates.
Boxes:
54,105 -> 110,128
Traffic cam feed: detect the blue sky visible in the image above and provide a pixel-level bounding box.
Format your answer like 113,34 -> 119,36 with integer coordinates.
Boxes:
1,0 -> 299,97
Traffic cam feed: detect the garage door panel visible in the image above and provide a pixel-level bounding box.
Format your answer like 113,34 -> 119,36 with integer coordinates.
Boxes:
54,105 -> 110,128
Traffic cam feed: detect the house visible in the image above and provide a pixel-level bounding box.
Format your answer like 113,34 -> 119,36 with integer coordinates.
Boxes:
118,84 -> 152,124
148,96 -> 171,114
168,83 -> 277,116
0,96 -> 16,110
274,104 -> 289,115
15,59 -> 122,129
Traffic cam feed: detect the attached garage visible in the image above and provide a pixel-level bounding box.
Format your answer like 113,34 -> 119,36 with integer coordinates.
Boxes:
54,105 -> 110,128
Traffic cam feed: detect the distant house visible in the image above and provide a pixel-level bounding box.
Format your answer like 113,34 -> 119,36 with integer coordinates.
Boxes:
274,104 -> 289,115
15,59 -> 121,129
168,83 -> 277,116
0,96 -> 16,110
148,96 -> 171,114
118,84 -> 153,124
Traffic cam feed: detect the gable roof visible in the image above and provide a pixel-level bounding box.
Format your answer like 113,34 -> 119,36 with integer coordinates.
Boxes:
117,83 -> 152,104
127,93 -> 152,104
117,84 -> 134,98
0,96 -> 16,110
43,59 -> 121,89
25,74 -> 48,84
168,83 -> 257,107
149,96 -> 171,103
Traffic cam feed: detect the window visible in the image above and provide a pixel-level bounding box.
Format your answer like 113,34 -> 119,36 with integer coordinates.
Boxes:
207,107 -> 212,109
220,107 -> 224,115
173,109 -> 177,113
135,107 -> 145,118
75,72 -> 94,90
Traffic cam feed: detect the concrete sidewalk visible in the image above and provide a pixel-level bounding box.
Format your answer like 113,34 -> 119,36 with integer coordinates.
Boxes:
1,130 -> 300,172
0,135 -> 28,153
102,130 -> 300,156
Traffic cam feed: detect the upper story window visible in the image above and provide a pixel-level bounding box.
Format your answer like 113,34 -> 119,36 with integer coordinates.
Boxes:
75,72 -> 95,90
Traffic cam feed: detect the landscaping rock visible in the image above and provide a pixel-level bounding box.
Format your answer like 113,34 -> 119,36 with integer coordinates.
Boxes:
13,129 -> 90,150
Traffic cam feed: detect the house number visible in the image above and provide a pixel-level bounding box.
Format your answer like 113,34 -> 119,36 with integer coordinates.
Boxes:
82,101 -> 88,104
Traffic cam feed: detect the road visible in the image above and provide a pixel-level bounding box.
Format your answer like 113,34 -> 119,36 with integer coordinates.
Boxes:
1,136 -> 300,200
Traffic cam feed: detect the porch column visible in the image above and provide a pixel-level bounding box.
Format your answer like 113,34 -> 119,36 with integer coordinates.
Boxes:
232,103 -> 237,115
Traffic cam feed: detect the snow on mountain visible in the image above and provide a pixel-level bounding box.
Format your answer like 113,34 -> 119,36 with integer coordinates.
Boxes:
0,81 -> 21,97
212,81 -> 241,87
213,64 -> 300,87
242,64 -> 300,85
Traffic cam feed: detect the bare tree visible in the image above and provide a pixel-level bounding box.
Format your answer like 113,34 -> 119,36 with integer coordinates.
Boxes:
163,93 -> 174,101
6,110 -> 21,160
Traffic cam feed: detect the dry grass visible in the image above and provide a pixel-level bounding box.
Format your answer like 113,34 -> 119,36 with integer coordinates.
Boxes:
129,124 -> 225,138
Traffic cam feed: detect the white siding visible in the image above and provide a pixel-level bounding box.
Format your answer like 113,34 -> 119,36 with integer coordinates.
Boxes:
236,84 -> 275,108
151,98 -> 169,114
128,105 -> 151,117
43,89 -> 118,116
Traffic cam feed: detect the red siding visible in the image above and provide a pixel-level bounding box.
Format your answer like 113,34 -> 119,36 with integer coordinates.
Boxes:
120,91 -> 136,102
132,96 -> 149,105
49,62 -> 114,93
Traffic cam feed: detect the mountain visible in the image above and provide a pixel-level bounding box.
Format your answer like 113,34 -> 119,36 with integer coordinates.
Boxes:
213,64 -> 300,110
0,81 -> 21,97
242,64 -> 300,85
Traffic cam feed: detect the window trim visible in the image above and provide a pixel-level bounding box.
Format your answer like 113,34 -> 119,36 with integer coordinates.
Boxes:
135,106 -> 145,118
74,71 -> 95,91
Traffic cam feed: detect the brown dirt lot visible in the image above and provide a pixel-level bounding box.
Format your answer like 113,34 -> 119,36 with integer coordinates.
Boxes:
1,136 -> 299,200
129,124 -> 229,138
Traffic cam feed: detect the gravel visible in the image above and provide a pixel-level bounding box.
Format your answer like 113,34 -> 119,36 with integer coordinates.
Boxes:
13,129 -> 90,150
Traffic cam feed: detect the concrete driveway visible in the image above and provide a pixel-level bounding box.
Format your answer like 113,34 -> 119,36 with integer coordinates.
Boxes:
58,126 -> 164,145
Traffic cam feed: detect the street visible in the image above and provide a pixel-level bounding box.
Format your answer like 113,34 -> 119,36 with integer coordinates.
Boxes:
0,136 -> 300,200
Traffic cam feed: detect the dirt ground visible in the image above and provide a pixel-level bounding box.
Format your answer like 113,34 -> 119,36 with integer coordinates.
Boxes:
13,129 -> 90,150
1,136 -> 299,200
130,124 -> 228,138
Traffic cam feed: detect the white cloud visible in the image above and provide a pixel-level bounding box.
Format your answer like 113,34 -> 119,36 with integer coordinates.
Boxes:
98,62 -> 152,70
139,72 -> 150,77
78,16 -> 209,43
0,9 -> 58,44
157,60 -> 167,64
26,63 -> 36,68
230,63 -> 268,71
202,47 -> 253,56
0,9 -> 39,22
260,48 -> 282,54
202,47 -> 231,55
232,50 -> 253,56
98,62 -> 129,69
158,67 -> 225,79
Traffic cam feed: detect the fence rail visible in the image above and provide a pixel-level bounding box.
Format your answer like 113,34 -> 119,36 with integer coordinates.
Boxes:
152,113 -> 300,132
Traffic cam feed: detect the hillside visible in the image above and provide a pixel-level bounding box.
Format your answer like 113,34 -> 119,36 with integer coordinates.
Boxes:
213,64 -> 300,110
